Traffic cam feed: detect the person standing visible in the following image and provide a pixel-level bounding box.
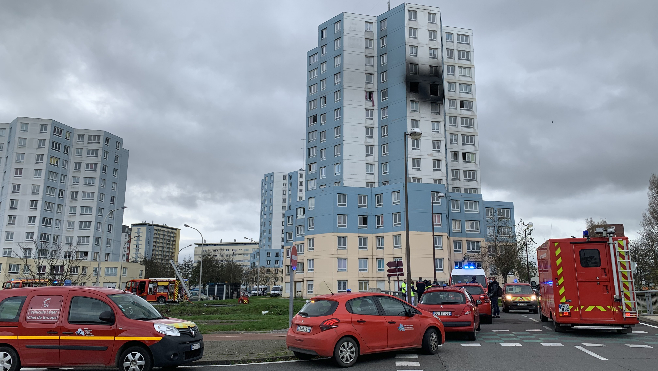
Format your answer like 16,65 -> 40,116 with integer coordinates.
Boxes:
488,277 -> 502,318
400,280 -> 407,301
416,277 -> 426,301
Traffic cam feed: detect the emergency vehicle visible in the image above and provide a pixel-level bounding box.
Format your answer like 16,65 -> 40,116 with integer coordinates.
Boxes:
537,227 -> 639,333
2,279 -> 50,289
125,278 -> 188,303
502,283 -> 537,313
450,268 -> 486,287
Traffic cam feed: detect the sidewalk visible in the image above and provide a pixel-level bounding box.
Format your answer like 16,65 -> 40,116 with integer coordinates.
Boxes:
640,314 -> 658,326
198,331 -> 295,365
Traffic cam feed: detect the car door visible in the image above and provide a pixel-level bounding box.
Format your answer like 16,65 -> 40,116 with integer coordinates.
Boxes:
59,295 -> 118,366
376,296 -> 420,349
346,296 -> 387,352
573,243 -> 615,321
19,294 -> 64,366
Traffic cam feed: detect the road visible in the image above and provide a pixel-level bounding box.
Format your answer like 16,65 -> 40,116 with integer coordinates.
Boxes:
186,311 -> 658,371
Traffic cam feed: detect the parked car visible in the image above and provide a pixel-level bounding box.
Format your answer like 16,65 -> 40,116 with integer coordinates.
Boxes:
190,291 -> 212,301
286,292 -> 444,367
270,285 -> 283,297
416,286 -> 480,340
453,283 -> 492,324
0,286 -> 203,371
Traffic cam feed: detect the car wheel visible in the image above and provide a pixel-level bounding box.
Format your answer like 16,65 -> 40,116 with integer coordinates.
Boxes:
467,325 -> 477,341
0,346 -> 20,371
119,346 -> 152,371
539,310 -> 549,322
553,318 -> 565,333
157,296 -> 166,304
333,337 -> 358,368
422,328 -> 441,354
293,351 -> 315,360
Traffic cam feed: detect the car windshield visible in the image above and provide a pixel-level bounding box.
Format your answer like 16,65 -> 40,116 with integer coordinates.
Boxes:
506,285 -> 533,294
298,299 -> 339,317
420,291 -> 466,305
459,285 -> 484,295
108,293 -> 164,320
452,275 -> 485,286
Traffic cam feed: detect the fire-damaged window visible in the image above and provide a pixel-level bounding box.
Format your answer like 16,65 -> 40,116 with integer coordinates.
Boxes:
579,249 -> 601,268
409,82 -> 419,93
430,84 -> 439,96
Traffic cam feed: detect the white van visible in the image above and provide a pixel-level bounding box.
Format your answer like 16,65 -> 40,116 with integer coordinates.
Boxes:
270,285 -> 283,297
451,268 -> 487,287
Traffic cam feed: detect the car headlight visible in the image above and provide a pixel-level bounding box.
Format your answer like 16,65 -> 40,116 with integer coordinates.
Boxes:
531,295 -> 537,301
154,323 -> 180,336
505,294 -> 512,300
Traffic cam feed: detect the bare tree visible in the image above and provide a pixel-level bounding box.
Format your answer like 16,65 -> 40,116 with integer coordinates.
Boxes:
632,175 -> 658,288
13,241 -> 94,285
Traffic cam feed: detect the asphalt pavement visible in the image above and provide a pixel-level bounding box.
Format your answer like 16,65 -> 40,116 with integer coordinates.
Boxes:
190,311 -> 658,370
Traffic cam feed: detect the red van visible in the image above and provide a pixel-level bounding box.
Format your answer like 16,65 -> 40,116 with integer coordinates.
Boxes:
0,286 -> 203,371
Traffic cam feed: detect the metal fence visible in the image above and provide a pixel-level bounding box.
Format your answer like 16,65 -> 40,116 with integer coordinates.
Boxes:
636,290 -> 658,315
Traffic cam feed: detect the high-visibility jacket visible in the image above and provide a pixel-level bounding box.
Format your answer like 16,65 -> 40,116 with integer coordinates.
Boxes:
401,282 -> 407,293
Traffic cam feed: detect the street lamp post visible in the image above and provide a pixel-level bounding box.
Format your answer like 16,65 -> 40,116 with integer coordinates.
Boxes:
95,206 -> 127,287
521,220 -> 534,284
404,128 -> 422,303
184,224 -> 204,301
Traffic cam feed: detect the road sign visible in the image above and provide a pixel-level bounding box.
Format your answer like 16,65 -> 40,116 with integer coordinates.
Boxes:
387,261 -> 403,268
291,245 -> 298,270
387,260 -> 403,277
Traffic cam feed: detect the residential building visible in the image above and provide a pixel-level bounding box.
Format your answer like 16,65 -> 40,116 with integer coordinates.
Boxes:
0,117 -> 129,263
260,4 -> 514,297
129,223 -> 180,263
121,225 -> 131,262
194,241 -> 259,268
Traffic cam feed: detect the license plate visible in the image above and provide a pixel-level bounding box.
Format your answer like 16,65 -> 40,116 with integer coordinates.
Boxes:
434,311 -> 452,316
191,343 -> 200,351
517,303 -> 526,306
297,325 -> 312,333
558,304 -> 570,313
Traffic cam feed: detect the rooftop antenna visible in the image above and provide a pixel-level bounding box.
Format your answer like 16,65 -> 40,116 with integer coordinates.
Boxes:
387,1 -> 390,11
323,281 -> 334,295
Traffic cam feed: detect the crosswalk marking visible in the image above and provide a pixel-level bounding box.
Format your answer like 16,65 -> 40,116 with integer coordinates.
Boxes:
500,343 -> 522,347
582,343 -> 604,347
631,330 -> 647,334
541,343 -> 563,346
395,361 -> 420,367
396,354 -> 419,358
526,329 -> 542,332
575,346 -> 608,361
529,318 -> 539,323
460,343 -> 481,347
625,344 -> 653,348
542,326 -> 552,331
492,329 -> 509,332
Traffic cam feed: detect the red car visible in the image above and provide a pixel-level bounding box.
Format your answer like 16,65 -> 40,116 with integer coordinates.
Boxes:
286,292 -> 445,367
453,283 -> 492,324
416,286 -> 480,340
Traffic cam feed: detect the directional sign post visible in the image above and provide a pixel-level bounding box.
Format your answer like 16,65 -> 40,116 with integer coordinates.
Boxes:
288,245 -> 298,328
386,261 -> 403,294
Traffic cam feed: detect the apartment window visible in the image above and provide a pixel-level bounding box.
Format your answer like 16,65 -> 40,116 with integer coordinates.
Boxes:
434,235 -> 443,249
408,27 -> 417,38
337,236 -> 347,249
429,30 -> 437,41
337,214 -> 347,228
435,258 -> 444,272
357,215 -> 368,229
462,134 -> 476,145
409,45 -> 418,56
5,232 -> 13,241
445,32 -> 453,42
393,234 -> 401,249
391,191 -> 400,205
452,219 -> 462,232
431,192 -> 442,204
366,109 -> 374,120
449,99 -> 457,109
411,138 -> 420,150
365,127 -> 374,139
334,108 -> 341,120
486,207 -> 495,218
460,83 -> 472,94
15,153 -> 25,163
498,208 -> 511,219
410,100 -> 420,112
334,54 -> 341,68
461,117 -> 475,128
364,38 -> 374,48
467,240 -> 481,253
380,18 -> 387,30
446,48 -> 454,59
11,184 -> 20,193
429,48 -> 438,59
457,34 -> 470,44
334,144 -> 341,157
365,56 -> 374,66
408,9 -> 417,20
308,68 -> 318,80
334,90 -> 341,103
412,158 -> 421,170
334,72 -> 341,85
465,221 -> 480,233
447,65 -> 455,75
453,240 -> 462,252
309,53 -> 318,65
393,212 -> 401,226
381,125 -> 388,137
460,100 -> 474,111
458,50 -> 471,61
88,135 -> 100,143
357,258 -> 368,272
308,237 -> 315,251
463,152 -> 476,164
334,37 -> 341,50
427,210 -> 442,226
459,66 -> 472,77
320,28 -> 327,39
320,63 -> 327,74
381,162 -> 389,175
464,170 -> 477,181
408,63 -> 419,75
380,88 -> 388,101
381,106 -> 388,119
428,12 -> 437,23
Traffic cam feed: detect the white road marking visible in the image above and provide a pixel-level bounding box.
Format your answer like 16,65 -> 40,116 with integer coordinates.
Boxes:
625,344 -> 653,348
460,343 -> 481,347
396,354 -> 419,358
526,329 -> 542,332
396,361 -> 421,367
541,343 -> 563,346
492,329 -> 509,332
582,343 -> 604,347
575,346 -> 608,360
640,322 -> 658,329
529,318 -> 539,322
500,343 -> 522,347
542,326 -> 552,331
632,330 -> 647,334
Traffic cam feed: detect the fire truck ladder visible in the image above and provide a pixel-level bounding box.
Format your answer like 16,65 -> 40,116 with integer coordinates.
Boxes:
610,234 -> 637,317
170,260 -> 192,300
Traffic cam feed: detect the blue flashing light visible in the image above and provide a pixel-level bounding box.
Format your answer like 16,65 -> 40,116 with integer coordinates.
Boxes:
291,266 -> 296,271
513,279 -> 518,283
583,230 -> 589,237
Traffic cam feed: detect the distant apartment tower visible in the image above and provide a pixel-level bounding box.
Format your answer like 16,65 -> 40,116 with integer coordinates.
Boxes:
195,241 -> 259,268
129,223 -> 180,263
121,225 -> 131,262
0,117 -> 128,262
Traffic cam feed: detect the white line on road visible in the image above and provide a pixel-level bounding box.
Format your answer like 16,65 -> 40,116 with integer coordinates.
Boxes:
460,343 -> 481,347
640,322 -> 658,329
542,326 -> 552,331
526,329 -> 542,332
396,354 -> 419,358
625,344 -> 653,348
529,318 -> 539,322
492,329 -> 509,332
632,330 -> 648,334
396,361 -> 421,367
575,346 -> 608,360
541,343 -> 564,346
500,343 -> 522,347
582,343 -> 605,347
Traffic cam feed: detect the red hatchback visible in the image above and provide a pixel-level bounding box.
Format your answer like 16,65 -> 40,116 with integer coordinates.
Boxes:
416,287 -> 480,340
453,283 -> 492,324
286,292 -> 445,367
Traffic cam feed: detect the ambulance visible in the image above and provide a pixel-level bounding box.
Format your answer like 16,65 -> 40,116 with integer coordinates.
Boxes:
537,227 -> 639,333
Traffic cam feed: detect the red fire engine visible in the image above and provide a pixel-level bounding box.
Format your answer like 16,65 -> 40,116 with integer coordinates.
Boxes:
125,278 -> 188,303
537,227 -> 639,333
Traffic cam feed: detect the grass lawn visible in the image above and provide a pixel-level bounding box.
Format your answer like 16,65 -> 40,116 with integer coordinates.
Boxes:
157,296 -> 307,333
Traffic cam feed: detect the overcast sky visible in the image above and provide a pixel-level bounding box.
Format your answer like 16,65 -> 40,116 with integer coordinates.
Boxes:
1,0 -> 656,261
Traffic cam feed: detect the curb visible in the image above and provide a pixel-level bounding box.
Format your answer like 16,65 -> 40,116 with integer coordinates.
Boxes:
639,316 -> 658,326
